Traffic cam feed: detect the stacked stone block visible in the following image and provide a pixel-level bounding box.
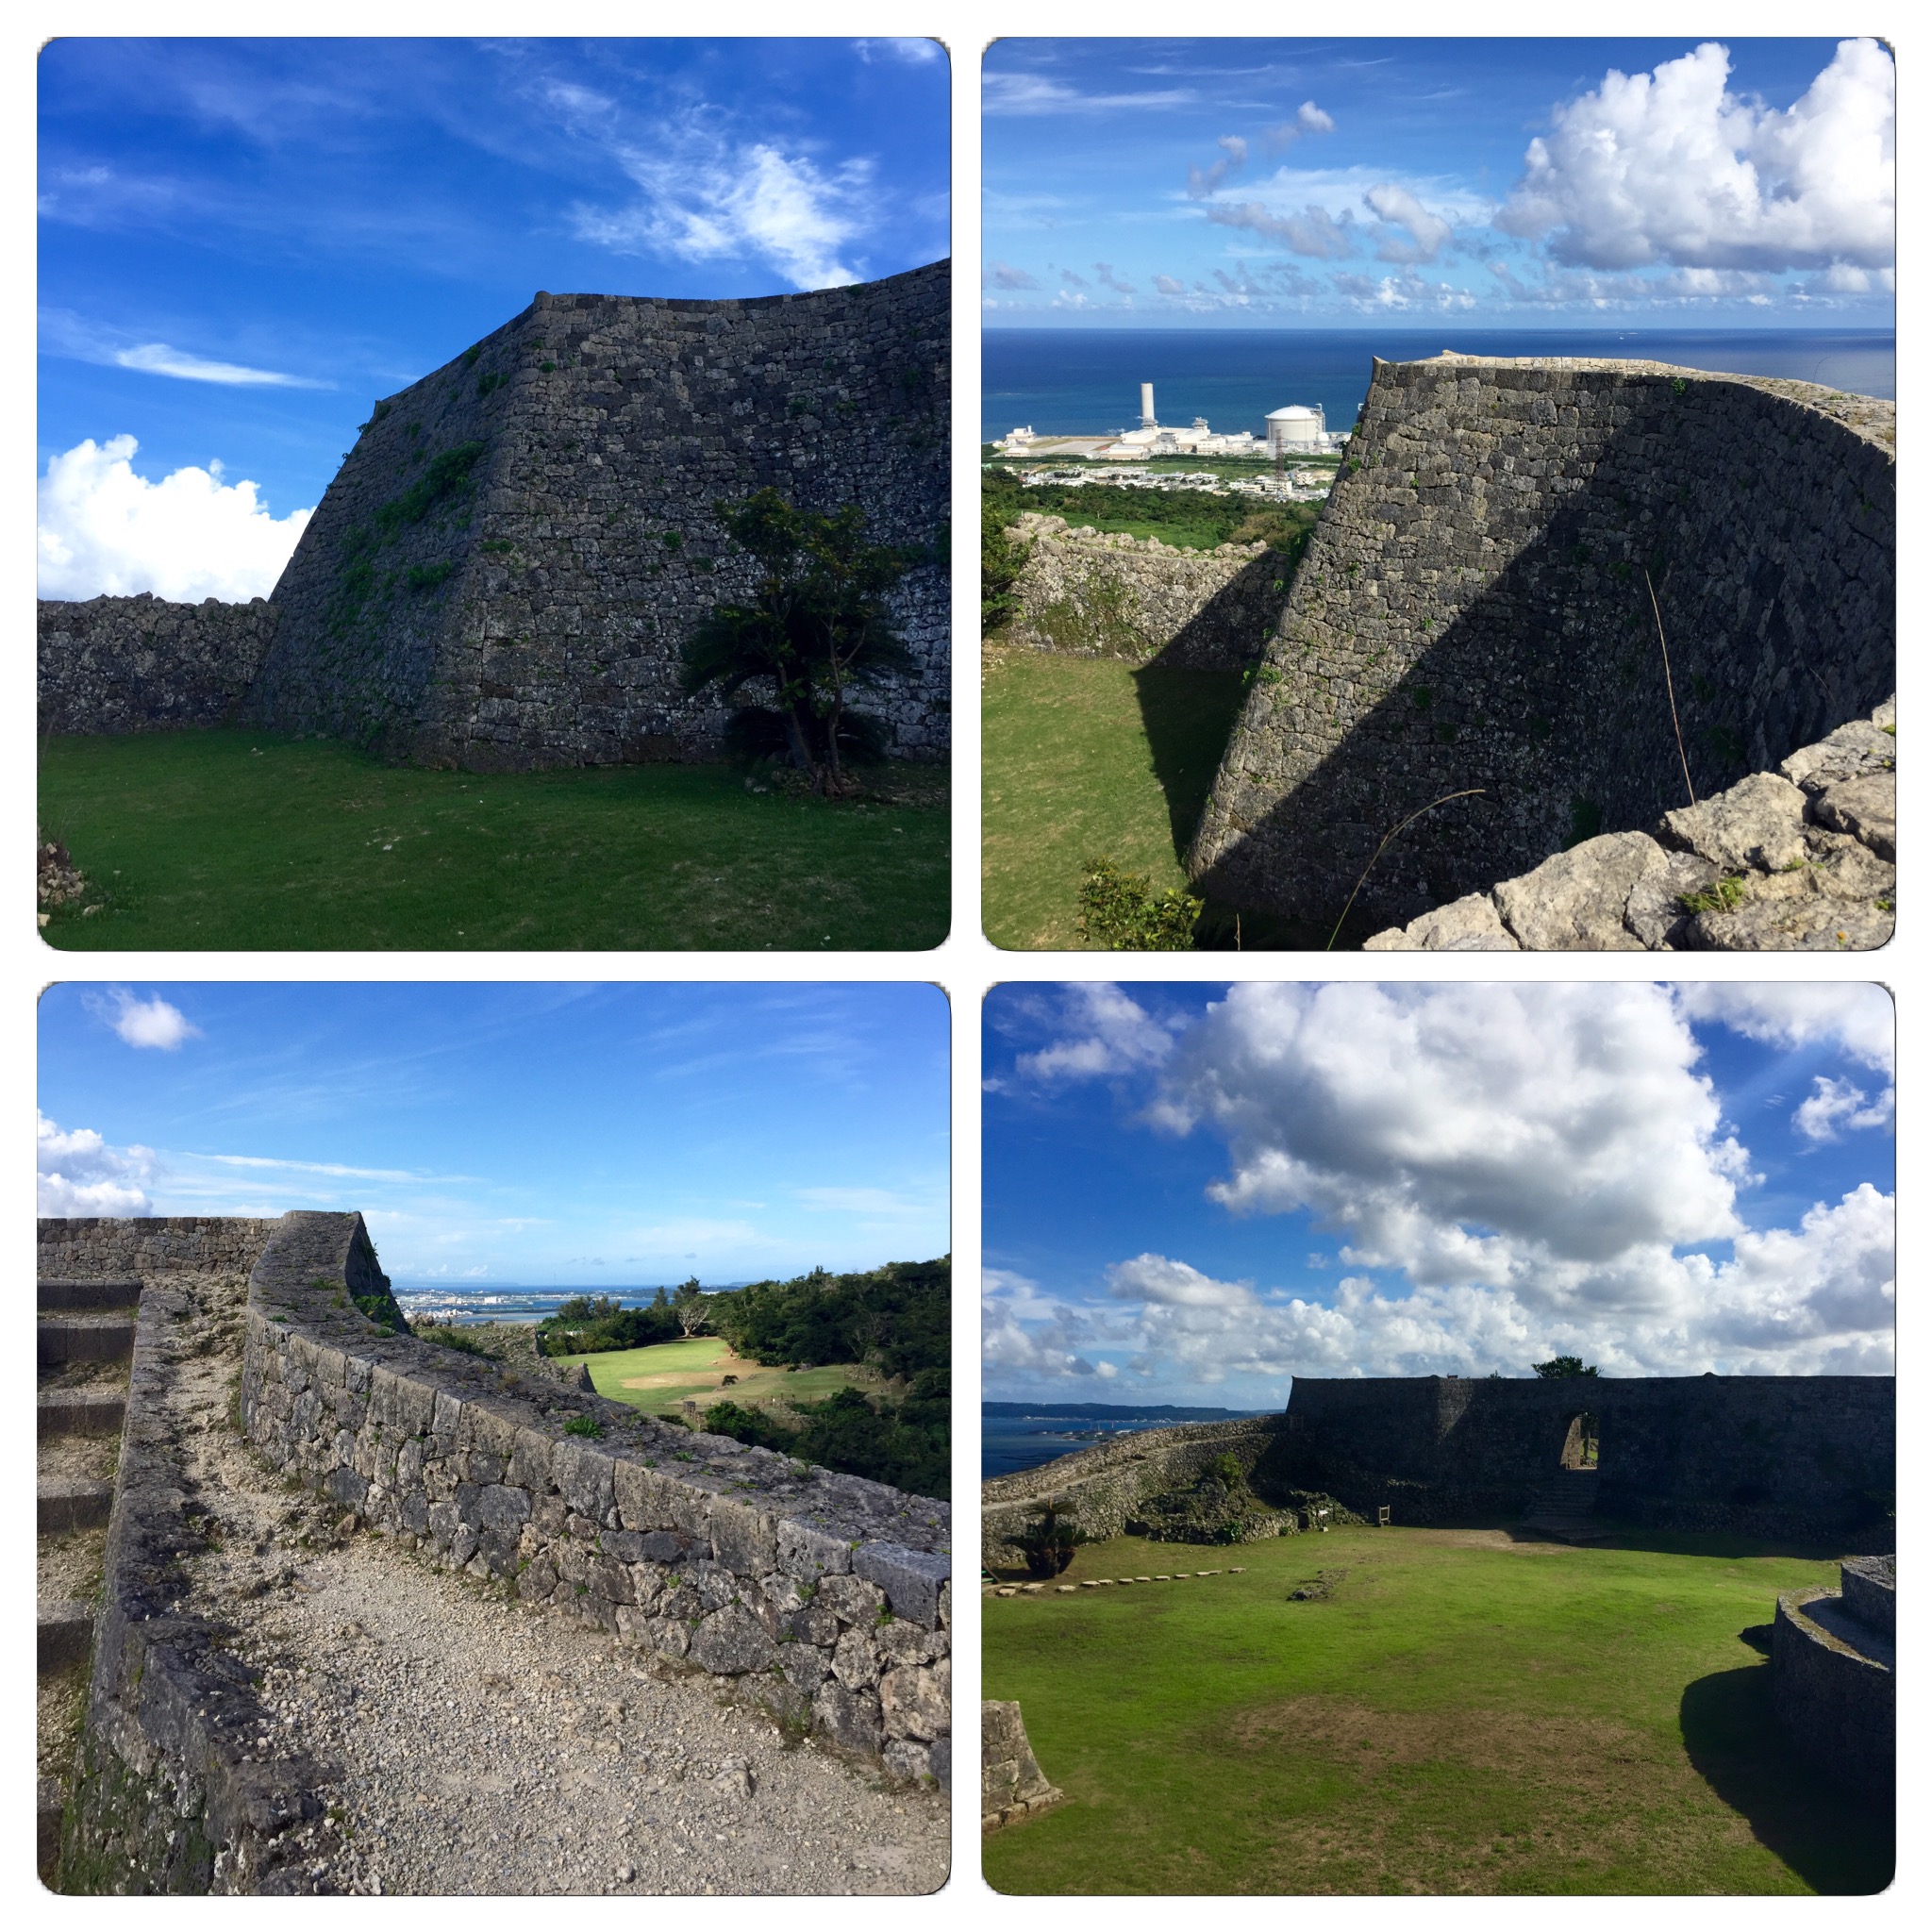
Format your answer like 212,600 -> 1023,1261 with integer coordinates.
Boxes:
37,596 -> 278,735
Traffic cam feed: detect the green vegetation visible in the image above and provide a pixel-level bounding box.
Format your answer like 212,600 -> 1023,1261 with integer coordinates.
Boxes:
1076,857 -> 1201,950
983,465 -> 1319,561
1014,1500 -> 1091,1577
39,729 -> 947,950
1533,1356 -> 1600,1379
536,1291 -> 682,1356
558,1257 -> 951,1497
1680,874 -> 1748,918
982,650 -> 1246,949
682,488 -> 920,793
984,1525 -> 1889,1895
561,1414 -> 604,1439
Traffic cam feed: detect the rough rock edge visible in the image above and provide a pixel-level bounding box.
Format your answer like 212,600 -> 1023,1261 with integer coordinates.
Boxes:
1365,699 -> 1895,952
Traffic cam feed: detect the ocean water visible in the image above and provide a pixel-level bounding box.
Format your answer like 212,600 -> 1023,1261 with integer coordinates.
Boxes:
982,1402 -> 1272,1481
982,327 -> 1895,445
391,1284 -> 682,1325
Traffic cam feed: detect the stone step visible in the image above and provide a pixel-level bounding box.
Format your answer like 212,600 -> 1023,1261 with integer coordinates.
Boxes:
37,1278 -> 142,1311
39,1479 -> 114,1534
37,1389 -> 126,1440
38,1599 -> 93,1672
36,1316 -> 137,1369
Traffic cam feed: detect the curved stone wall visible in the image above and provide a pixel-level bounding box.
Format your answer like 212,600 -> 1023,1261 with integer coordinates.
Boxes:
245,263 -> 950,769
38,596 -> 278,735
1189,357 -> 1895,933
1773,1558 -> 1893,1794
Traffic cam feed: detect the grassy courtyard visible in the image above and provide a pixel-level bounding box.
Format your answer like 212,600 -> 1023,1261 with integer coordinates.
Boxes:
983,1524 -> 1889,1896
982,647 -> 1246,949
554,1334 -> 863,1417
39,729 -> 948,951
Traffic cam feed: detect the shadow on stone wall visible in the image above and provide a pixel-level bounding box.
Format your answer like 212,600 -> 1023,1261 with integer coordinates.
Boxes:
1678,1664 -> 1893,1894
1130,662 -> 1251,874
1191,364 -> 1894,936
1148,548 -> 1288,672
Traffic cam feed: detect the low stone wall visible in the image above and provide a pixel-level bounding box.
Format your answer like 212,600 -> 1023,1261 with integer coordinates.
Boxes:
39,595 -> 278,735
66,1271 -> 330,1893
240,1213 -> 950,1781
981,1700 -> 1063,1831
1004,513 -> 1282,670
37,1216 -> 280,1278
1773,1557 -> 1893,1794
1365,699 -> 1896,951
981,1417 -> 1285,1562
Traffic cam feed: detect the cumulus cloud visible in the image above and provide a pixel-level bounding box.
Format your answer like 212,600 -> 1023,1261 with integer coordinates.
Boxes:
575,132 -> 873,290
1206,200 -> 1355,258
983,1266 -> 1120,1380
1673,982 -> 1892,1074
1331,268 -> 1475,311
1187,134 -> 1248,199
38,1111 -> 157,1217
1153,274 -> 1186,296
1499,38 -> 1894,274
92,990 -> 200,1051
1009,984 -> 1177,1084
1093,261 -> 1135,294
38,436 -> 311,601
1792,1076 -> 1892,1143
990,259 -> 1040,290
1364,182 -> 1453,262
1264,102 -> 1334,149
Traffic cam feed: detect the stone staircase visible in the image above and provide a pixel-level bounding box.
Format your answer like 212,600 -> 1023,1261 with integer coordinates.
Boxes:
37,1275 -> 141,1885
1521,1468 -> 1605,1542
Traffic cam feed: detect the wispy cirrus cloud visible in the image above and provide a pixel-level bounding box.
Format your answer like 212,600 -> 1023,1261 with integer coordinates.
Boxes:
40,308 -> 326,388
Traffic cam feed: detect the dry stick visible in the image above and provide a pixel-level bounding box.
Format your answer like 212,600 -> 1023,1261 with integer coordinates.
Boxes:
1645,568 -> 1697,809
1325,789 -> 1488,950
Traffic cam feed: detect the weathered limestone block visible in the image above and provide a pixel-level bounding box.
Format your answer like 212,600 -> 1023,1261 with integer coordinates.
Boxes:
1660,773 -> 1809,874
1810,771 -> 1894,861
1493,833 -> 1660,950
1362,891 -> 1518,951
880,1658 -> 951,1741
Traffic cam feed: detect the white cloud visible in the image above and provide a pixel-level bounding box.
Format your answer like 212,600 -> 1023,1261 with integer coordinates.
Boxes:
574,129 -> 874,291
982,1266 -> 1120,1380
1208,200 -> 1355,258
113,342 -> 322,387
1011,984 -> 1177,1084
1364,182 -> 1453,262
1673,982 -> 1893,1074
1791,1076 -> 1892,1143
38,1111 -> 156,1217
990,259 -> 1039,290
38,435 -> 310,601
983,73 -> 1196,116
854,39 -> 941,65
97,990 -> 199,1051
1499,38 -> 1894,274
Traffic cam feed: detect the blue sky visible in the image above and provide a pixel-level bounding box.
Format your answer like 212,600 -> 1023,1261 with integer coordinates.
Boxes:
984,983 -> 1894,1407
984,38 -> 1895,328
37,37 -> 949,600
39,982 -> 950,1284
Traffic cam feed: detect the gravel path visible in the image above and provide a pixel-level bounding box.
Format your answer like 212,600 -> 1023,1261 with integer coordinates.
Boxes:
146,1269 -> 949,1895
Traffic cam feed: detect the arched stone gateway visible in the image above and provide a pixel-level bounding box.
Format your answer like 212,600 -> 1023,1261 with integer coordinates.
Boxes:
1189,355 -> 1894,935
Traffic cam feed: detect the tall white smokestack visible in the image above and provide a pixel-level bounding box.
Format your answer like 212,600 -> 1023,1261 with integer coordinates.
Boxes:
1141,382 -> 1156,428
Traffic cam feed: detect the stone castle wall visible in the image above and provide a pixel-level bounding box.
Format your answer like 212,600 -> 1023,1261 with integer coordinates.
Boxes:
1003,513 -> 1281,670
1773,1557 -> 1893,1794
38,596 -> 279,736
980,1417 -> 1283,1561
37,1215 -> 280,1276
983,1374 -> 1894,1551
244,263 -> 950,769
1189,357 -> 1895,932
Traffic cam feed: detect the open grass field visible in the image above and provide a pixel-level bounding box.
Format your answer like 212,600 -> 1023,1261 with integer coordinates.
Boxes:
982,647 -> 1246,949
39,730 -> 948,951
557,1334 -> 863,1416
983,1524 -> 1890,1896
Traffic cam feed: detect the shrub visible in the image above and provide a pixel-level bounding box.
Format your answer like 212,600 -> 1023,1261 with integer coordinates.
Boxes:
1077,858 -> 1201,950
562,1414 -> 604,1439
1014,1500 -> 1089,1577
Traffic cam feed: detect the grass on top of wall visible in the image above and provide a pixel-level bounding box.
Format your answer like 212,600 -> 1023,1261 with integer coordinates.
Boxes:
982,1524 -> 1889,1897
557,1334 -> 865,1417
39,729 -> 949,951
982,645 -> 1246,949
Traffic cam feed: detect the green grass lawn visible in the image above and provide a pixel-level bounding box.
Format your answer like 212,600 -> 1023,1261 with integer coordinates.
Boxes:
39,730 -> 948,950
982,647 -> 1246,949
983,1524 -> 1890,1896
558,1334 -> 863,1416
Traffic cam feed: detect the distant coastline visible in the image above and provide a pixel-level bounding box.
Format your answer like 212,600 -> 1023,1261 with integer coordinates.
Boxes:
981,1398 -> 1276,1480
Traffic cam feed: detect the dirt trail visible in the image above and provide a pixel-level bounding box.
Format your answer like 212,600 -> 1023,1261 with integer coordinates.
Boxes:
130,1271 -> 949,1895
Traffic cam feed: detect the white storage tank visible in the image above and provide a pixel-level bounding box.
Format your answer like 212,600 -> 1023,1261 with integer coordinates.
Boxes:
1267,404 -> 1325,453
